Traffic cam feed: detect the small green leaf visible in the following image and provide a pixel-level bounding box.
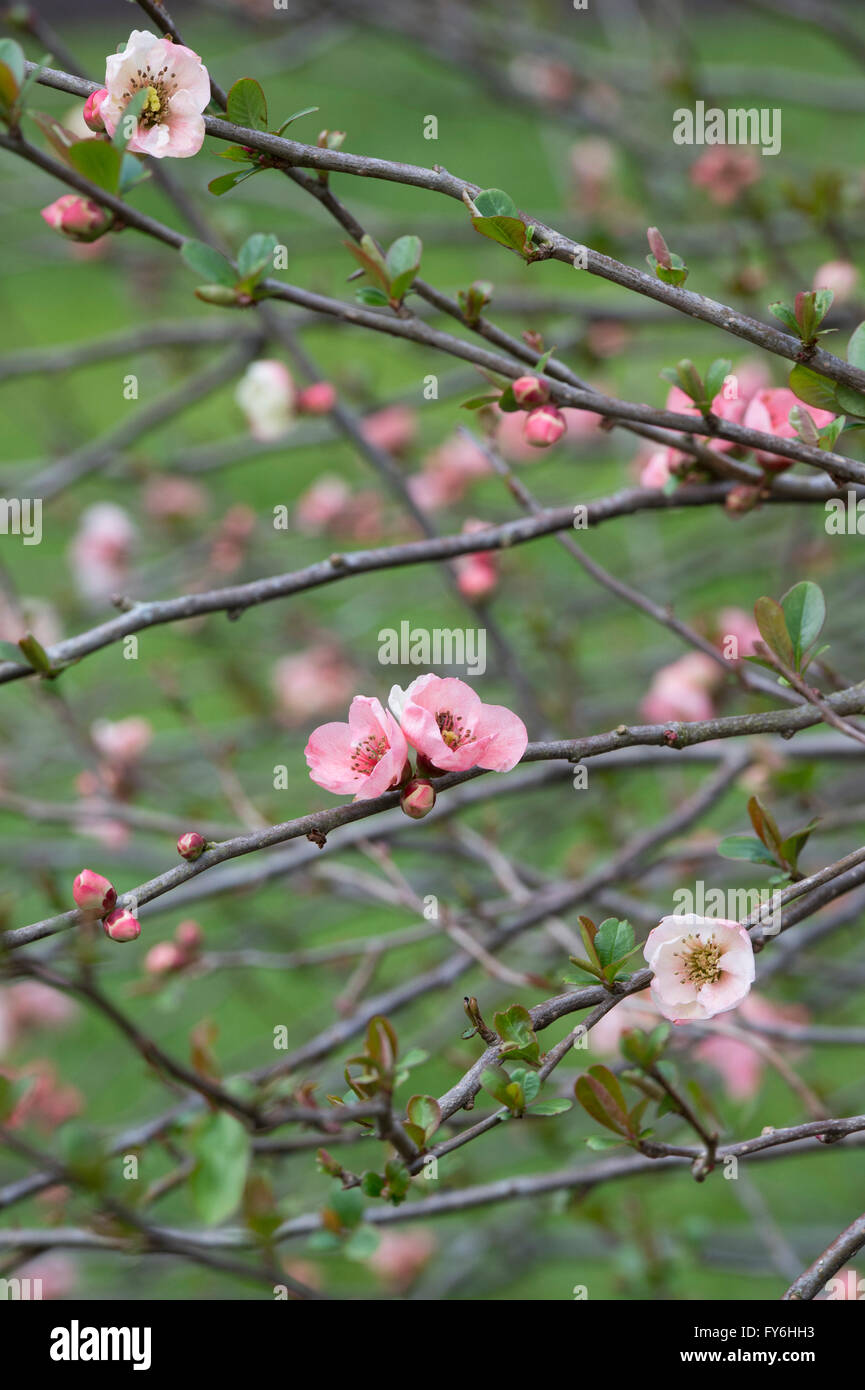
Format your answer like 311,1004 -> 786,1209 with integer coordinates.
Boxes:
788,364 -> 839,414
237,231 -> 278,283
355,286 -> 390,306
780,581 -> 826,666
594,919 -> 635,971
471,215 -> 528,255
181,239 -> 237,286
66,138 -> 122,194
189,1111 -> 251,1226
275,105 -> 320,134
586,1134 -> 627,1151
754,595 -> 794,668
226,77 -> 268,131
847,321 -> 865,371
384,234 -> 422,302
473,188 -> 519,217
530,1098 -> 572,1116
208,167 -> 263,197
717,835 -> 778,865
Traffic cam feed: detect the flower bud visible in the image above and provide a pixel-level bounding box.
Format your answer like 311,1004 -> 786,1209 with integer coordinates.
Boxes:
177,831 -> 207,861
523,405 -> 566,447
145,941 -> 183,974
297,382 -> 336,414
725,484 -> 762,516
103,907 -> 141,942
174,919 -> 204,954
41,195 -> 112,244
72,870 -> 117,914
400,779 -> 436,819
512,375 -> 550,409
83,88 -> 109,133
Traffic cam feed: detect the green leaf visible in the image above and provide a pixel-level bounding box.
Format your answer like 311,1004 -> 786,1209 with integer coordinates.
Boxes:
275,105 -> 320,134
717,835 -> 778,865
406,1094 -> 441,1142
748,795 -> 784,855
384,234 -> 422,302
704,358 -> 732,403
226,77 -> 268,131
769,301 -> 800,335
0,640 -> 25,665
343,1225 -> 379,1261
834,382 -> 865,419
118,152 -> 150,195
237,231 -> 278,283
344,235 -> 391,293
471,214 -> 528,255
208,166 -> 263,197
181,239 -> 237,286
847,321 -> 865,371
781,581 -> 825,666
189,1111 -> 251,1226
530,1098 -> 573,1116
788,364 -> 839,414
754,594 -> 794,668
355,286 -> 390,306
473,188 -> 519,217
66,138 -> 122,194
493,1004 -> 540,1066
574,1073 -> 630,1135
594,918 -> 634,970
586,1134 -> 627,1151
0,39 -> 25,89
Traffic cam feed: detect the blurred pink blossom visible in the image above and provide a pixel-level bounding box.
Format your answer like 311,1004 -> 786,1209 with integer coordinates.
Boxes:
360,405 -> 417,455
69,503 -> 136,605
813,260 -> 858,304
689,147 -> 761,205
272,645 -> 358,725
641,652 -> 719,723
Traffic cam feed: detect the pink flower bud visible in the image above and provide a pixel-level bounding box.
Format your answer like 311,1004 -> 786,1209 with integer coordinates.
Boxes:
297,382 -> 337,414
174,919 -> 204,954
646,226 -> 671,268
83,88 -> 109,133
512,375 -> 550,409
400,779 -> 436,819
145,941 -> 184,974
102,908 -> 141,943
41,195 -> 112,244
523,405 -> 566,448
72,870 -> 117,914
177,831 -> 207,861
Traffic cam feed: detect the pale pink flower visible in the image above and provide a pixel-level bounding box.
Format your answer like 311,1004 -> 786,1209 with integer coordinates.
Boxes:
666,382 -> 744,454
455,519 -> 498,599
689,147 -> 761,205
813,260 -> 858,304
389,674 -> 527,773
695,992 -> 807,1101
640,652 -> 719,724
645,914 -> 755,1023
272,645 -> 357,725
91,716 -> 152,766
102,29 -> 210,158
588,990 -> 661,1056
569,137 -> 616,214
41,194 -> 112,243
640,448 -> 677,489
295,475 -> 351,534
717,606 -> 761,661
367,1229 -> 436,1290
6,983 -> 78,1040
142,474 -> 207,522
305,696 -> 408,799
743,386 -> 835,471
360,406 -> 417,455
411,433 -> 491,510
236,360 -> 295,441
69,503 -> 136,604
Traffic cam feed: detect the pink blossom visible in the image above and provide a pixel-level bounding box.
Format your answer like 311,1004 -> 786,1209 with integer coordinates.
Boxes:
455,519 -> 498,598
367,1229 -> 436,1290
640,448 -> 677,489
16,1254 -> 78,1300
644,914 -> 755,1022
209,504 -> 256,573
69,503 -> 136,605
689,147 -> 761,205
389,675 -> 527,773
102,30 -> 210,158
91,717 -> 152,767
5,1061 -> 83,1132
813,260 -> 858,304
666,382 -> 744,454
695,992 -> 807,1101
716,606 -> 761,661
236,360 -> 295,441
145,941 -> 185,975
174,920 -> 204,954
559,406 -> 603,439
588,990 -> 661,1056
273,645 -> 357,725
295,475 -> 351,534
744,386 -> 836,471
640,652 -> 719,724
297,382 -> 337,414
41,194 -> 112,243
569,137 -> 617,214
360,406 -> 417,455
143,474 -> 207,522
305,696 -> 409,799
495,406 -> 540,462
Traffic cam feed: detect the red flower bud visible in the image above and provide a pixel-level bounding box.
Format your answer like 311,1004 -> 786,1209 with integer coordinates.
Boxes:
41,195 -> 112,244
145,941 -> 184,974
72,870 -> 117,914
174,919 -> 204,954
523,405 -> 566,447
103,908 -> 141,943
83,88 -> 109,133
400,779 -> 436,819
297,382 -> 337,414
512,375 -> 550,409
177,831 -> 207,861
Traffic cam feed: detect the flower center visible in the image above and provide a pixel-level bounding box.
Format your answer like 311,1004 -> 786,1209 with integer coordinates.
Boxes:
121,63 -> 177,128
675,934 -> 723,986
436,709 -> 474,750
350,734 -> 388,777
